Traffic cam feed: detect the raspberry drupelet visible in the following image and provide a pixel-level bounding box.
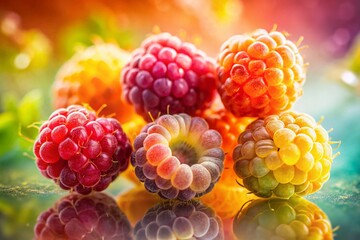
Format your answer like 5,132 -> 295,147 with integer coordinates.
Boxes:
53,43 -> 136,123
34,192 -> 132,240
33,105 -> 132,194
134,200 -> 224,240
233,196 -> 333,240
121,32 -> 218,121
217,28 -> 306,118
233,111 -> 336,199
131,113 -> 225,200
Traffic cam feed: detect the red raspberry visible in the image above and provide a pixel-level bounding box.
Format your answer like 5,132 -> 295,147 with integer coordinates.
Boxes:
217,29 -> 306,117
34,192 -> 132,240
33,105 -> 132,194
121,32 -> 218,121
134,200 -> 224,240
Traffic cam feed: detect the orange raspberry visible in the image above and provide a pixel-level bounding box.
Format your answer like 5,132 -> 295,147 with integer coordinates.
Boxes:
53,43 -> 136,123
217,29 -> 306,117
200,103 -> 257,218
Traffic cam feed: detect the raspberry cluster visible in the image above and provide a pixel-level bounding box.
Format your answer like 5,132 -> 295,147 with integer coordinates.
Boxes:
121,32 -> 218,121
217,29 -> 305,118
233,196 -> 333,240
233,111 -> 334,198
32,29 -> 338,238
34,193 -> 132,240
131,113 -> 225,200
53,43 -> 136,123
33,105 -> 132,194
134,201 -> 224,240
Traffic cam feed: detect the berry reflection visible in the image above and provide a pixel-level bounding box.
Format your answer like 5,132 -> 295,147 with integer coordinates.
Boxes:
34,192 -> 132,240
134,200 -> 224,240
233,196 -> 333,240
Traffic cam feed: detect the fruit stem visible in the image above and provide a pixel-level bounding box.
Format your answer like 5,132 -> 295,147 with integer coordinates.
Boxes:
18,124 -> 34,143
23,152 -> 36,161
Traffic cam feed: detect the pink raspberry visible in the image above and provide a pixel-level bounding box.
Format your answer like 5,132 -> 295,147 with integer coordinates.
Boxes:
34,192 -> 132,240
33,105 -> 132,194
121,32 -> 218,121
134,200 -> 224,240
131,113 -> 225,200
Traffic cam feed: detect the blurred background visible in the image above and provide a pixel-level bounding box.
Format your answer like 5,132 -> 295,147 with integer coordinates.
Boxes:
0,0 -> 359,239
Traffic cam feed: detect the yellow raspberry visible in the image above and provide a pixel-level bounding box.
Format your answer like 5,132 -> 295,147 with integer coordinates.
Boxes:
233,111 -> 338,199
233,196 -> 333,240
217,29 -> 306,118
53,43 -> 136,123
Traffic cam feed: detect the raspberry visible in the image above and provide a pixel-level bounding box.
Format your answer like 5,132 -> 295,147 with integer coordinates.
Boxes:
34,192 -> 132,240
121,32 -> 218,121
53,43 -> 136,123
200,101 -> 255,160
199,103 -> 257,218
233,111 -> 336,199
233,196 -> 333,240
134,200 -> 224,240
33,105 -> 132,194
131,113 -> 224,200
217,29 -> 306,117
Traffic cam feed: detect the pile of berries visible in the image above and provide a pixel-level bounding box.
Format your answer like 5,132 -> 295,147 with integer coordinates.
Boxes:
33,29 -> 337,239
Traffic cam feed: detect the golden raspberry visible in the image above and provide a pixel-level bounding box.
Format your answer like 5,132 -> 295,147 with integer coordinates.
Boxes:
233,111 -> 337,199
53,43 -> 136,123
217,29 -> 306,118
233,196 -> 333,240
